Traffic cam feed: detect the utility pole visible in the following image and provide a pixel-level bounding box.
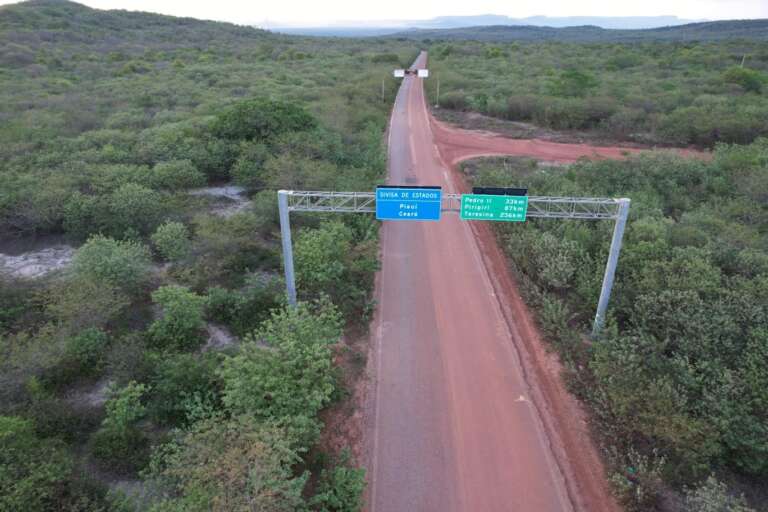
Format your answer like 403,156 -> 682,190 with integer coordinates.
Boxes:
435,73 -> 440,108
592,198 -> 630,337
381,79 -> 385,102
277,190 -> 297,307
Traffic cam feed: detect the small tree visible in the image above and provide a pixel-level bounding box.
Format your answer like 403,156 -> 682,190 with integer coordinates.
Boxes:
211,98 -> 316,142
148,285 -> 206,351
151,221 -> 191,262
231,141 -> 270,189
106,183 -> 164,237
103,381 -> 148,431
723,66 -> 763,94
0,416 -> 72,511
71,235 -> 152,295
47,276 -> 129,332
65,327 -> 109,372
294,221 -> 377,315
310,449 -> 366,512
294,221 -> 353,299
218,300 -> 342,449
62,191 -> 101,240
685,476 -> 755,512
548,69 -> 599,98
149,160 -> 206,190
91,382 -> 150,474
147,415 -> 306,512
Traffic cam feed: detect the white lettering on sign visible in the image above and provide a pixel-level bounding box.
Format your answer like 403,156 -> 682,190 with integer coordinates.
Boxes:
411,191 -> 439,200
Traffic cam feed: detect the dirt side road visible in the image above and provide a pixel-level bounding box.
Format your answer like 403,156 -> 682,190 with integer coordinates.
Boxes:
432,116 -> 704,166
365,52 -> 622,511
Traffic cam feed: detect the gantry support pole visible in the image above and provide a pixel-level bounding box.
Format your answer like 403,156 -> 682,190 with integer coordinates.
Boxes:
277,190 -> 297,307
592,198 -> 631,336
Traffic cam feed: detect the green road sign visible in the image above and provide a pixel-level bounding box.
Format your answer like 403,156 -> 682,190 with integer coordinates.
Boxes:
460,194 -> 529,222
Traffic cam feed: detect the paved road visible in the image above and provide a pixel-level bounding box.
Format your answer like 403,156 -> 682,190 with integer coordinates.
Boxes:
368,52 -> 576,512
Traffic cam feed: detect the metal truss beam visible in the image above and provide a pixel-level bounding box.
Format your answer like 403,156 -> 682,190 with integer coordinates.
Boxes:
286,191 -> 376,213
285,190 -> 623,220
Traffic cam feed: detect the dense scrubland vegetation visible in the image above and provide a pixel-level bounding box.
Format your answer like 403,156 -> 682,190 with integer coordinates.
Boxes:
394,19 -> 768,43
427,39 -> 768,147
1,1 -> 417,509
463,140 -> 768,510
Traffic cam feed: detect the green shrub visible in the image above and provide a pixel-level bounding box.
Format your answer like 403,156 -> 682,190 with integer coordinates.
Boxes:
41,328 -> 111,387
105,183 -> 164,237
547,69 -> 599,98
106,333 -> 156,386
46,277 -> 129,333
684,476 -> 755,512
148,285 -> 206,351
151,221 -> 191,262
485,46 -> 506,59
91,425 -> 149,475
608,449 -> 665,512
148,353 -> 222,426
26,393 -> 102,442
294,221 -> 351,298
250,189 -> 280,231
66,328 -> 109,370
262,153 -> 339,191
231,141 -> 270,189
71,235 -> 152,295
211,98 -> 316,142
218,300 -> 342,449
440,91 -> 469,110
149,160 -> 206,190
506,95 -> 540,121
723,66 -> 763,94
187,135 -> 239,181
370,53 -> 399,63
0,276 -> 33,332
62,191 -> 102,240
606,51 -> 643,70
0,415 -> 72,511
205,276 -> 282,336
310,449 -> 366,512
91,381 -> 150,474
147,415 -> 306,512
191,212 -> 281,287
103,381 -> 148,431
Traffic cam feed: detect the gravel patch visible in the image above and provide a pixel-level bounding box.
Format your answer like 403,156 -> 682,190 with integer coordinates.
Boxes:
0,245 -> 75,278
189,185 -> 251,217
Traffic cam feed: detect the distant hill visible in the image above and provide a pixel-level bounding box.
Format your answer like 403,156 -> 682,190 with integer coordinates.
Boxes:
270,14 -> 701,37
409,14 -> 700,30
388,19 -> 768,42
274,27 -> 402,37
0,0 -> 269,55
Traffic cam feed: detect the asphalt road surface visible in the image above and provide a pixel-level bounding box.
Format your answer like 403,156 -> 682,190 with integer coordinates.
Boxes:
366,52 -> 620,512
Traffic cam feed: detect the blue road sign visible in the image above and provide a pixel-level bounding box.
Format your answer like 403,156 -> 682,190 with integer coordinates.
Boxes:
376,186 -> 442,221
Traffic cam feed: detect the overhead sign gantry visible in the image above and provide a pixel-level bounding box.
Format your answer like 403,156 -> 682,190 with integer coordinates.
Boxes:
278,187 -> 630,336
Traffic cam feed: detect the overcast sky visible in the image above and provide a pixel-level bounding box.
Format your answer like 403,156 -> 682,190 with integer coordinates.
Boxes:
2,0 -> 766,25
